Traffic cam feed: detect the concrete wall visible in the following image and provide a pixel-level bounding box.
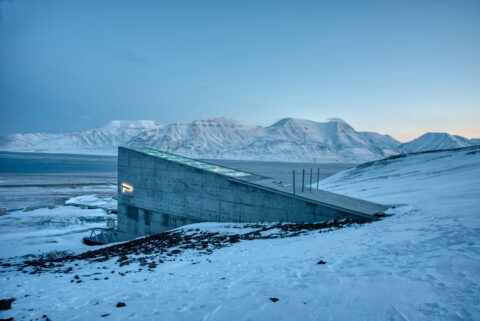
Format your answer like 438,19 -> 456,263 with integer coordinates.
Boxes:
117,147 -> 359,239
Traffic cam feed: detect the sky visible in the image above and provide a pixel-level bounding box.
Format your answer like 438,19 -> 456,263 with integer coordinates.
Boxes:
0,0 -> 479,142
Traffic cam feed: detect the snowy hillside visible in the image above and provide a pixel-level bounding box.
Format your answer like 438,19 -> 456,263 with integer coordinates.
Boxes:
398,132 -> 476,153
0,120 -> 162,155
0,118 -> 401,163
470,138 -> 480,145
1,147 -> 479,320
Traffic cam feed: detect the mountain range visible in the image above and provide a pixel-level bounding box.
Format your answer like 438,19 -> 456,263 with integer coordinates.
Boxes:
0,118 -> 478,163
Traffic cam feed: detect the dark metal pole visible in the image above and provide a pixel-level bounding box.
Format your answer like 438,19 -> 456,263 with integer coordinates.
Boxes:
292,170 -> 296,195
302,169 -> 305,192
310,168 -> 312,191
317,168 -> 320,190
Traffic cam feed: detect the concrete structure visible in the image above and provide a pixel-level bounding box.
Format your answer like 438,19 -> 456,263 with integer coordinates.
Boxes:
117,147 -> 388,239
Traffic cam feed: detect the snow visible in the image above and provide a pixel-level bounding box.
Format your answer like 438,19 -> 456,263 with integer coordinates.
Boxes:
1,146 -> 479,320
0,205 -> 113,258
65,194 -> 117,210
398,132 -> 474,153
0,120 -> 162,156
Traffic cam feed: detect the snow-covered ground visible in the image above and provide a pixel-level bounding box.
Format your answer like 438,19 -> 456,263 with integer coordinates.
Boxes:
65,194 -> 118,210
1,146 -> 479,320
0,204 -> 114,258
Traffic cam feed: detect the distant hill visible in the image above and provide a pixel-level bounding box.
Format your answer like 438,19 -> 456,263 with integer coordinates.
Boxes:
0,120 -> 162,155
398,132 -> 477,153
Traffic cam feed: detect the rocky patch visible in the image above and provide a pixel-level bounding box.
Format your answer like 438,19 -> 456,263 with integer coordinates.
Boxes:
1,219 -> 362,276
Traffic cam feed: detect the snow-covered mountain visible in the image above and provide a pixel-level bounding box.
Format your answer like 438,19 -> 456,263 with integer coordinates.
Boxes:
1,117 -> 401,162
0,120 -> 162,155
398,132 -> 476,153
124,117 -> 402,163
1,117 -> 478,162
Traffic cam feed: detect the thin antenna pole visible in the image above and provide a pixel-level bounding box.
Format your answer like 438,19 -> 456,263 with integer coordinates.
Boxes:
310,168 -> 312,191
317,168 -> 320,190
302,169 -> 305,193
292,170 -> 296,195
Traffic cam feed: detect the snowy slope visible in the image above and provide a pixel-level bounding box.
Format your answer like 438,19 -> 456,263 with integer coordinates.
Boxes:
470,138 -> 480,145
128,117 -> 265,159
1,146 -> 479,320
0,120 -> 162,155
398,132 -> 474,153
359,131 -> 401,151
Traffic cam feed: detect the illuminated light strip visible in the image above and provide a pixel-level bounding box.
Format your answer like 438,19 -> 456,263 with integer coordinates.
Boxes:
130,147 -> 250,177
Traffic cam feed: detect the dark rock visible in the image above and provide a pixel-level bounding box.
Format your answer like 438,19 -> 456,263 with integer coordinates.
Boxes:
374,213 -> 393,218
0,298 -> 15,310
74,274 -> 80,279
3,220 -> 360,276
119,260 -> 130,267
269,297 -> 279,302
101,313 -> 110,317
317,260 -> 326,264
116,302 -> 126,307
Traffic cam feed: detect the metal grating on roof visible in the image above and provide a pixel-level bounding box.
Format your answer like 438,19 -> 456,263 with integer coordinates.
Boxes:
129,147 -> 251,177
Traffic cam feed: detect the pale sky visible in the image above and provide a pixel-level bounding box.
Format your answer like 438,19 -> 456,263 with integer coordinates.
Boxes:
0,0 -> 479,142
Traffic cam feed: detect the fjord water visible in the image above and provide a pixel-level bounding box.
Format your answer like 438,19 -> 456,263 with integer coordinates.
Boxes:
0,152 -> 118,210
0,151 -> 355,211
0,151 -> 118,173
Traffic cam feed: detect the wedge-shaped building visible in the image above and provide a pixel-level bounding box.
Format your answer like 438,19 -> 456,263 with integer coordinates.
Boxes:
117,147 -> 388,239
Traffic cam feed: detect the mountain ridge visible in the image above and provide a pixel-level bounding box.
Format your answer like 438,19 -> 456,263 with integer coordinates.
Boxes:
1,117 -> 478,163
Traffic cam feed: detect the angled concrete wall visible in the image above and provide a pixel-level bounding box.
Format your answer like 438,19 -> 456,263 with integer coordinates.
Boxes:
117,147 -> 384,239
